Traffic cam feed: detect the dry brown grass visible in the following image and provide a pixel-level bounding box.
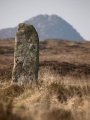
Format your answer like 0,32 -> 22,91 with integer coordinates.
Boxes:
0,71 -> 90,120
0,38 -> 90,120
39,39 -> 90,64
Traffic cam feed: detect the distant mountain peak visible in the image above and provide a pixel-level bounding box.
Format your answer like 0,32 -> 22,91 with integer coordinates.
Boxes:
0,14 -> 84,40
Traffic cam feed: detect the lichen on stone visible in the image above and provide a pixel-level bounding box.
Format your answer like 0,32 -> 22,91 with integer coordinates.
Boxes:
12,23 -> 39,85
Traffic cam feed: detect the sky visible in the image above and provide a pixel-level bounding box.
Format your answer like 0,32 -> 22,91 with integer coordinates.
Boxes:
0,0 -> 90,40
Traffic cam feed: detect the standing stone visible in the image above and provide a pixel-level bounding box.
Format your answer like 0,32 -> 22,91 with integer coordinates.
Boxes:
12,23 -> 39,85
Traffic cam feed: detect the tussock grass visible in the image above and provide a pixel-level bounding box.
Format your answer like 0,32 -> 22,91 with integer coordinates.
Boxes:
49,82 -> 90,102
0,39 -> 90,119
0,85 -> 24,102
0,70 -> 90,120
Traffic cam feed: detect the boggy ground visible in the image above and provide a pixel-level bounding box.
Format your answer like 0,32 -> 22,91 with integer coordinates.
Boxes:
0,38 -> 90,120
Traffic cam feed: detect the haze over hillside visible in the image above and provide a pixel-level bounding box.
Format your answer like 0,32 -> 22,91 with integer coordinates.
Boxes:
0,14 -> 84,40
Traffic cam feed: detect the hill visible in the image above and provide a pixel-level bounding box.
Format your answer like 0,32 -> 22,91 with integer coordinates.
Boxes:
0,14 -> 84,40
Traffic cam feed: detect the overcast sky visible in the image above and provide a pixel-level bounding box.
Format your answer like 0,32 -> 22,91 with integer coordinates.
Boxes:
0,0 -> 90,40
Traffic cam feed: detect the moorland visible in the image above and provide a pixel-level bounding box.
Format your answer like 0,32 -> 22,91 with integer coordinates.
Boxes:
0,38 -> 90,120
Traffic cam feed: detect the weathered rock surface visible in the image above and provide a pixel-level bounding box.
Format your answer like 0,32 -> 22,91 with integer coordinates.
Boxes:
12,23 -> 39,85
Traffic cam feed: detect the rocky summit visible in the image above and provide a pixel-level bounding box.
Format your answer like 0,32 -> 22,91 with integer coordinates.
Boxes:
0,14 -> 84,40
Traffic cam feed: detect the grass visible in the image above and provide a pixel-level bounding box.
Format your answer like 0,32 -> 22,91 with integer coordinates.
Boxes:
0,70 -> 90,120
0,85 -> 24,101
0,71 -> 90,120
49,82 -> 90,102
0,38 -> 90,119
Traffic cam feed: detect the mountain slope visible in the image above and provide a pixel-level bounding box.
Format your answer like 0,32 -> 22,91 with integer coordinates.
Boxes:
0,14 -> 84,40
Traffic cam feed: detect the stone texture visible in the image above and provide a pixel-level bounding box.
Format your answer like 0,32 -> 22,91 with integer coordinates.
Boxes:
12,23 -> 39,85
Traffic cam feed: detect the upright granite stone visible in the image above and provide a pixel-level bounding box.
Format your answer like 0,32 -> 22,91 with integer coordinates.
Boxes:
12,23 -> 39,85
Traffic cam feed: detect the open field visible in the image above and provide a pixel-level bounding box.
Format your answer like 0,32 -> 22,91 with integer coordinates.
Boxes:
0,38 -> 90,120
